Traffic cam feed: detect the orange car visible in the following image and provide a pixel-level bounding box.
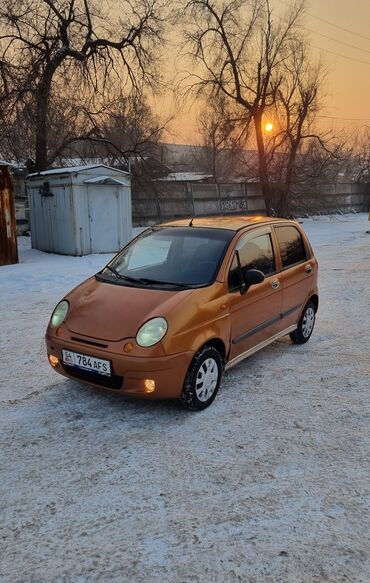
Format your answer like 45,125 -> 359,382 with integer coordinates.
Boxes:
46,216 -> 318,410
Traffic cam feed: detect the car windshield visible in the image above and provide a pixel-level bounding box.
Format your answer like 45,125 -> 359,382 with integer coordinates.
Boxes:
101,227 -> 234,288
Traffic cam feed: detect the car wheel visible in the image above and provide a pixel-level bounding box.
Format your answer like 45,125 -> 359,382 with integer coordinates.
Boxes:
180,345 -> 223,411
290,300 -> 316,344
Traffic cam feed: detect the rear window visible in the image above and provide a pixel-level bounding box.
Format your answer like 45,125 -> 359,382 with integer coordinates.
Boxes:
275,226 -> 306,268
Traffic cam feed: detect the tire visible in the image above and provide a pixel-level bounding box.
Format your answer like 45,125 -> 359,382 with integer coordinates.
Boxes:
290,300 -> 316,344
180,345 -> 223,411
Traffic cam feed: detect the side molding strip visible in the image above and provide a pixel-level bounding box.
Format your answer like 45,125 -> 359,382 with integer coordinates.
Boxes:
232,304 -> 302,345
232,314 -> 281,344
282,304 -> 302,319
225,325 -> 298,371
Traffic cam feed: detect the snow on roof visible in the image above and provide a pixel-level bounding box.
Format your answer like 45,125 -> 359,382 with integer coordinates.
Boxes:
0,160 -> 20,168
28,164 -> 129,177
83,175 -> 127,185
157,172 -> 213,182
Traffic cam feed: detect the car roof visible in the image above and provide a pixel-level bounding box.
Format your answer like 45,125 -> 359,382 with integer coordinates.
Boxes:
159,215 -> 290,232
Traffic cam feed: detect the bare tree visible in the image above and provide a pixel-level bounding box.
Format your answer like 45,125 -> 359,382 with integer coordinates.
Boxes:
99,96 -> 167,162
183,0 -> 306,213
0,0 -> 166,171
197,94 -> 242,180
264,41 -> 331,215
355,127 -> 370,183
45,91 -> 169,166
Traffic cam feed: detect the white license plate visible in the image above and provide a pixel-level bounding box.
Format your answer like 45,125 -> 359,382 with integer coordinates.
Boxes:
62,349 -> 111,377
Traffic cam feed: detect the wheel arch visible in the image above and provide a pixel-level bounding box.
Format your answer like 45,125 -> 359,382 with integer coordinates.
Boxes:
309,294 -> 319,312
200,337 -> 227,363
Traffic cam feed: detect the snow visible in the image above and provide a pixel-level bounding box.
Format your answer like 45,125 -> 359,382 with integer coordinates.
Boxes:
1,214 -> 370,582
28,164 -> 129,177
157,171 -> 213,181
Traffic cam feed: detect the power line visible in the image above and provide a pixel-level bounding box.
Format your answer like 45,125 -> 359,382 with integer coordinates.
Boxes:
306,27 -> 370,55
306,12 -> 370,43
312,45 -> 370,66
319,115 -> 370,121
277,0 -> 370,43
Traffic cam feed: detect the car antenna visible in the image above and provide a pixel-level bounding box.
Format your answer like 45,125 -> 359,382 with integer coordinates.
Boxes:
189,217 -> 194,226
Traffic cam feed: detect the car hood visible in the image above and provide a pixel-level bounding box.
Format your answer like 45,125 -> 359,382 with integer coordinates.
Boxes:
65,276 -> 194,342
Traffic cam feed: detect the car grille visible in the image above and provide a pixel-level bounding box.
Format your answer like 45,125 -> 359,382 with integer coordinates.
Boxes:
62,364 -> 123,390
70,337 -> 108,348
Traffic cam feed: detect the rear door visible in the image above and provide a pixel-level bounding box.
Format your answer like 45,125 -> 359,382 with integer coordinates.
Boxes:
228,226 -> 283,360
272,223 -> 315,331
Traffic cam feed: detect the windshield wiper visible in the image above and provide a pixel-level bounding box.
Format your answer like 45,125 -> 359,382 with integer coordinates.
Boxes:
104,266 -> 139,284
102,268 -> 190,288
104,265 -> 123,279
137,277 -> 191,288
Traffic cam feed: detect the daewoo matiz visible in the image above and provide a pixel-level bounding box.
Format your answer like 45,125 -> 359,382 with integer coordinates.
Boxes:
46,216 -> 318,410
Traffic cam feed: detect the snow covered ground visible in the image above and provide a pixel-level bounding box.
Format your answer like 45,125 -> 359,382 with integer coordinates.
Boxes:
1,214 -> 369,582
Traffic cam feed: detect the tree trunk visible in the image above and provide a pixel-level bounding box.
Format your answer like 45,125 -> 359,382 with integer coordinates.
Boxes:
35,59 -> 64,172
212,149 -> 217,181
35,84 -> 50,172
276,186 -> 289,217
253,112 -> 272,215
211,135 -> 217,182
281,141 -> 299,216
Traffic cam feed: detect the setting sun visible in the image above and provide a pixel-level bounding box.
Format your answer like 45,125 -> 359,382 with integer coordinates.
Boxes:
265,122 -> 273,133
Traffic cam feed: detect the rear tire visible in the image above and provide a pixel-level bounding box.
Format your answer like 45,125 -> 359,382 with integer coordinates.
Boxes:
180,345 -> 223,411
290,300 -> 316,344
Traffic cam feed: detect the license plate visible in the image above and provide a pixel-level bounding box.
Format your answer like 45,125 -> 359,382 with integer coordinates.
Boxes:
62,349 -> 111,377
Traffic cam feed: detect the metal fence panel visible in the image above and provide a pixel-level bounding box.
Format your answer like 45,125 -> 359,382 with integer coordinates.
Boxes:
192,184 -> 218,199
194,199 -> 221,215
220,183 -> 244,199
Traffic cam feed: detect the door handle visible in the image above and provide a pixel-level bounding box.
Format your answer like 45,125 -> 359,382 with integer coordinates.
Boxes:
271,280 -> 280,289
305,264 -> 312,273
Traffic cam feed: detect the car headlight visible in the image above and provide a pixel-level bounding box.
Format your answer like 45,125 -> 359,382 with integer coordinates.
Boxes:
50,300 -> 69,328
136,317 -> 168,347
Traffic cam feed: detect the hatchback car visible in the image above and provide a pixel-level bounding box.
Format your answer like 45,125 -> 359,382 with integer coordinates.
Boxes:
46,216 -> 318,410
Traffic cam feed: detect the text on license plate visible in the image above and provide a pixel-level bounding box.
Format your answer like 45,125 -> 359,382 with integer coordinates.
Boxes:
62,350 -> 111,377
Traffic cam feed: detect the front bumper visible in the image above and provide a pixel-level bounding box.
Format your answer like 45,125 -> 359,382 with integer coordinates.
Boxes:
45,332 -> 193,399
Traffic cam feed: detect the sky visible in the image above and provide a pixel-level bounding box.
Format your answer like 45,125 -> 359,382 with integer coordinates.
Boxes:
158,0 -> 370,145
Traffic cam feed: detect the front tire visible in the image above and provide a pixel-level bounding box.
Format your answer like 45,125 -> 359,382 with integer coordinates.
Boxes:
290,300 -> 316,344
180,345 -> 223,411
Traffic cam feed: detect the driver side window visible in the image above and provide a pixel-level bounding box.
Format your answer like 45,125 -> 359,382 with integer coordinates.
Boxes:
228,233 -> 276,291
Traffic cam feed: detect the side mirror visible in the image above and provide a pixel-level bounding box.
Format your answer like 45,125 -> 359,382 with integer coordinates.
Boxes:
241,268 -> 265,294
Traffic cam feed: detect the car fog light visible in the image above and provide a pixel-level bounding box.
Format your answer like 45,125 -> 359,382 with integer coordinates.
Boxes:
144,379 -> 155,393
48,354 -> 59,367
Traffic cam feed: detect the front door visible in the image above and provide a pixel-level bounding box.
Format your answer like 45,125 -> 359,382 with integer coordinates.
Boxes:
228,227 -> 282,360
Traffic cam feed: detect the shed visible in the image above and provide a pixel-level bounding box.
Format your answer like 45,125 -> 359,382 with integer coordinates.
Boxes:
27,165 -> 132,255
0,162 -> 19,266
